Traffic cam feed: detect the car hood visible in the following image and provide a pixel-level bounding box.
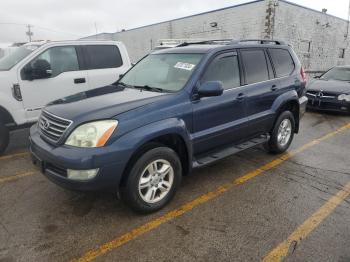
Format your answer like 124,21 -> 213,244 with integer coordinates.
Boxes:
307,79 -> 350,94
45,85 -> 169,121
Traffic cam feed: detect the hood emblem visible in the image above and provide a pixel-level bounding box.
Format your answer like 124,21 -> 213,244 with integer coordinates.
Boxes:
316,91 -> 324,98
42,119 -> 50,130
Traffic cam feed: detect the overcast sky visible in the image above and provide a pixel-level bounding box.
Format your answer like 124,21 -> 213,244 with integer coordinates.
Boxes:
0,0 -> 349,45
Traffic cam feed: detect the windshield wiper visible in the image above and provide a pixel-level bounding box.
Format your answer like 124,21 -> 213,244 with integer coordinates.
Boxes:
117,81 -> 134,88
134,85 -> 166,93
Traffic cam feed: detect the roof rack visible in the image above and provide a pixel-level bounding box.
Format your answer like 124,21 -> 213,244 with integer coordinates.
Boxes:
155,38 -> 288,49
230,39 -> 287,45
176,39 -> 233,47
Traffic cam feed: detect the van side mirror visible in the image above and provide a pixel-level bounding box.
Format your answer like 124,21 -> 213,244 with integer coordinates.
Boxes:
23,59 -> 52,80
198,81 -> 224,98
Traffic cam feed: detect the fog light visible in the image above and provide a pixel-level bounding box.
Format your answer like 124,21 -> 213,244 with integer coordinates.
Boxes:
67,169 -> 99,181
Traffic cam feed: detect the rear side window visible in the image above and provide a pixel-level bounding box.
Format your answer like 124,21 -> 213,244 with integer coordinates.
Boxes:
84,45 -> 123,70
241,50 -> 269,85
269,48 -> 295,77
202,54 -> 240,90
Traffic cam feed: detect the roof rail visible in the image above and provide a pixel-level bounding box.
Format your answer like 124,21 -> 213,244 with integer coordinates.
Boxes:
231,39 -> 287,45
176,39 -> 233,47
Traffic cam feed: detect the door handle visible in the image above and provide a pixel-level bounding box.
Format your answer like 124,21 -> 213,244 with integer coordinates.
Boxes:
237,93 -> 246,101
74,78 -> 86,84
271,85 -> 277,91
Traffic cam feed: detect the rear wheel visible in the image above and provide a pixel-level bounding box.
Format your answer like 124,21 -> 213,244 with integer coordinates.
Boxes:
264,111 -> 295,154
0,121 -> 9,155
120,146 -> 182,213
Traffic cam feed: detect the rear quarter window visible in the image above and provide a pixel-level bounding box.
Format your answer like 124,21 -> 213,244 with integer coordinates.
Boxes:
240,49 -> 269,85
268,48 -> 295,77
84,45 -> 123,70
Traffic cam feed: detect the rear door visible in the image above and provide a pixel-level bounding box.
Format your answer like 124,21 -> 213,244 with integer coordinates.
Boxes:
239,48 -> 281,136
83,45 -> 129,89
192,51 -> 249,155
19,45 -> 89,121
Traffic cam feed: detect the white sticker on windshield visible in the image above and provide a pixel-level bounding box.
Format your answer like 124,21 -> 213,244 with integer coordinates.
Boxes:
174,62 -> 195,71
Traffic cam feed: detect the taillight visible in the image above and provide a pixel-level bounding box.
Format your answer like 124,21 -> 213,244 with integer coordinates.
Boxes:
300,67 -> 307,83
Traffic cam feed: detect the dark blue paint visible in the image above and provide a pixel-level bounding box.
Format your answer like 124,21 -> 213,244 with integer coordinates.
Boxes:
30,43 -> 308,192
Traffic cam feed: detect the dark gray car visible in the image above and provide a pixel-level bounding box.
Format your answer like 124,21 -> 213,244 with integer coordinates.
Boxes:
306,66 -> 350,113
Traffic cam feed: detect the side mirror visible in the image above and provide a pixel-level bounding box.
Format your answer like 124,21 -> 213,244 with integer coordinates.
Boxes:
197,81 -> 224,98
118,73 -> 124,79
23,59 -> 52,80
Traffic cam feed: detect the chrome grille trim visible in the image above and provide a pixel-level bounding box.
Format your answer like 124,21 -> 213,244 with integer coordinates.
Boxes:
39,111 -> 73,143
306,91 -> 337,99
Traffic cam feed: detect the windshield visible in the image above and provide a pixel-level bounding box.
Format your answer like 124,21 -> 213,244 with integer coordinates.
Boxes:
120,53 -> 203,92
321,67 -> 350,82
0,45 -> 39,71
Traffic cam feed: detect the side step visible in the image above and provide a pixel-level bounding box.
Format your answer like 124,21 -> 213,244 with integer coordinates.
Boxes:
192,134 -> 270,168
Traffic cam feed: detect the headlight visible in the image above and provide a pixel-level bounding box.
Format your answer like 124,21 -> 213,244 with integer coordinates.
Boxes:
65,120 -> 118,148
338,94 -> 350,102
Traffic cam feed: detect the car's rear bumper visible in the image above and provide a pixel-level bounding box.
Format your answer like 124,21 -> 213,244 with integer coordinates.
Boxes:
29,124 -> 130,192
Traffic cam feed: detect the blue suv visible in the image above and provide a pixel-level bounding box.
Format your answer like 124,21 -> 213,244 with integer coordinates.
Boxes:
30,39 -> 308,213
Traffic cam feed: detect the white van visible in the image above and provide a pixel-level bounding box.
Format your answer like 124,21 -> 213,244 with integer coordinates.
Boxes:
0,40 -> 131,154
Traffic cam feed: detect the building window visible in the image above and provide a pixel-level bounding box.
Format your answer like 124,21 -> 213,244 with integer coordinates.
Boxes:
339,48 -> 345,59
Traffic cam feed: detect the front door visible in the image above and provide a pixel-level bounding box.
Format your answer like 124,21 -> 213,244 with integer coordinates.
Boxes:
18,45 -> 89,121
192,52 -> 248,155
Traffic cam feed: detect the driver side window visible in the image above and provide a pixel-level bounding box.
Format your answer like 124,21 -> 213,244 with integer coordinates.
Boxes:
29,46 -> 79,78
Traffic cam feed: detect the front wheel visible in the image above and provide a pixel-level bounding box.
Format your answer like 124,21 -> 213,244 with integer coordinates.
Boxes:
120,146 -> 182,213
0,121 -> 9,155
264,111 -> 295,154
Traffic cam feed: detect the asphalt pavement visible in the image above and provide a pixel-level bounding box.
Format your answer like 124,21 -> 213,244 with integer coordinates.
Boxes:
0,111 -> 349,262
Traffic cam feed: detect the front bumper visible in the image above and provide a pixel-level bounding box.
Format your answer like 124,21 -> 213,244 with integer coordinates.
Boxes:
306,95 -> 350,113
29,125 -> 130,192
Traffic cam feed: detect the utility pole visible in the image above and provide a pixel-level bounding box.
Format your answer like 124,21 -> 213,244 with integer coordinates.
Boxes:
26,24 -> 33,42
346,0 -> 350,38
94,22 -> 98,39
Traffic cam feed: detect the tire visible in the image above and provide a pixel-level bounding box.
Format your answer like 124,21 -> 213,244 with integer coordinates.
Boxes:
120,146 -> 182,213
0,121 -> 9,155
264,111 -> 295,154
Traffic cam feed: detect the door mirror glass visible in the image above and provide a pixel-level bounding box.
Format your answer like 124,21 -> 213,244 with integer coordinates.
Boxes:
198,81 -> 223,97
31,59 -> 52,79
22,59 -> 52,80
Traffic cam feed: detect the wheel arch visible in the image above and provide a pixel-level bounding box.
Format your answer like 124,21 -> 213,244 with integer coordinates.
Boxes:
118,119 -> 193,188
0,105 -> 15,125
275,99 -> 300,133
271,90 -> 300,133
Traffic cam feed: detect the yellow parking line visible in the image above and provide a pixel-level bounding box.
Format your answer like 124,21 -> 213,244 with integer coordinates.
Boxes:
263,181 -> 350,262
73,123 -> 350,262
0,172 -> 35,184
0,152 -> 30,161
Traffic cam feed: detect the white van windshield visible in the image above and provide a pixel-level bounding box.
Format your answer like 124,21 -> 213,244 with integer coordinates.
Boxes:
0,45 -> 40,71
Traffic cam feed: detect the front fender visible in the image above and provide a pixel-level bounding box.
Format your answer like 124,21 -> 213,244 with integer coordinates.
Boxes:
110,117 -> 193,170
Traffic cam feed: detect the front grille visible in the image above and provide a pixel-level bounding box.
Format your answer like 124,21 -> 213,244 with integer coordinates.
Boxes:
39,111 -> 72,143
306,90 -> 337,99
